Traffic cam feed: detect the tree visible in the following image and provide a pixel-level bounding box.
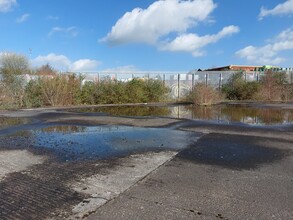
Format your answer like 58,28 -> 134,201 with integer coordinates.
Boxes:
0,52 -> 30,84
35,64 -> 57,76
0,52 -> 30,108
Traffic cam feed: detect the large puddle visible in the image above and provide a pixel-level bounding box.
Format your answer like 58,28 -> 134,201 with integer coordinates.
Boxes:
68,105 -> 293,126
27,125 -> 200,162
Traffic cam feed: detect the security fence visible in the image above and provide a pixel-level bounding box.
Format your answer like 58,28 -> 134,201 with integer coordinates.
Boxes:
80,70 -> 293,100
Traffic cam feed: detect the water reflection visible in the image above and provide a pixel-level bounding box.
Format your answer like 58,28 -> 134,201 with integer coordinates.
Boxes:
71,106 -> 171,117
0,118 -> 31,129
30,125 -> 199,161
69,105 -> 293,126
183,105 -> 293,125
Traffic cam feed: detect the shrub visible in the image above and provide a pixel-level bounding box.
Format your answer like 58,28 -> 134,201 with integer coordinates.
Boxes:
79,78 -> 169,105
23,73 -> 82,107
255,71 -> 288,101
0,53 -> 30,108
24,80 -> 43,108
186,83 -> 223,105
222,72 -> 260,100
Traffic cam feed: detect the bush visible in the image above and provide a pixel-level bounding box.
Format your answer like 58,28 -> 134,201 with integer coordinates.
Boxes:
255,71 -> 288,101
23,73 -> 83,107
0,53 -> 30,108
24,80 -> 43,108
222,72 -> 260,100
186,83 -> 223,105
79,78 -> 169,105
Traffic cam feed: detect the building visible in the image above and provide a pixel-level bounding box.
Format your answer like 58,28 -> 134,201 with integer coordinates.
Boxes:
205,65 -> 263,71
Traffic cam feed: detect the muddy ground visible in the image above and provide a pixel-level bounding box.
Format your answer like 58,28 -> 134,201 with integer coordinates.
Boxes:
0,105 -> 292,219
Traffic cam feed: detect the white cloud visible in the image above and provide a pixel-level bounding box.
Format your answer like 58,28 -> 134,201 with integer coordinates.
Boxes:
259,0 -> 293,20
48,26 -> 78,38
0,0 -> 17,13
160,25 -> 239,56
16,13 -> 30,23
32,53 -> 71,71
236,28 -> 293,65
101,0 -> 217,45
70,59 -> 101,72
31,53 -> 100,72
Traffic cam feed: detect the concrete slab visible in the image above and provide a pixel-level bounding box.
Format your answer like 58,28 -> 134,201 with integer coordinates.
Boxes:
0,150 -> 45,181
70,151 -> 177,218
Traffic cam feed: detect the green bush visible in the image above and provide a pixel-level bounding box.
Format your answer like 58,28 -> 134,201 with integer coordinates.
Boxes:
222,72 -> 259,100
79,78 -> 169,105
24,80 -> 43,108
23,73 -> 83,107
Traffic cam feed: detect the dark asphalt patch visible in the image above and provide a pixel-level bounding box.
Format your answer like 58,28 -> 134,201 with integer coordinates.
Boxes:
0,172 -> 84,220
177,133 -> 291,170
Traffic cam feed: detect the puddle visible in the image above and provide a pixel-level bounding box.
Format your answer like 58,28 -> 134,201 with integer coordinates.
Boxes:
178,133 -> 290,170
68,105 -> 293,126
28,125 -> 200,162
68,106 -> 171,117
0,117 -> 31,130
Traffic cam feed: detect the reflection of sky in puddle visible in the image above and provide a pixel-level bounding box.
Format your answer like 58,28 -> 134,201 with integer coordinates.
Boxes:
69,105 -> 293,126
31,125 -> 199,161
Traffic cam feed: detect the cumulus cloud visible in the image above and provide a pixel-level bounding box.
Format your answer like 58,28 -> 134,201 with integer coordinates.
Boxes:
235,28 -> 293,65
259,0 -> 293,20
160,25 -> 239,56
70,59 -> 101,72
0,0 -> 17,13
31,53 -> 100,72
48,26 -> 78,38
101,0 -> 217,45
16,13 -> 30,23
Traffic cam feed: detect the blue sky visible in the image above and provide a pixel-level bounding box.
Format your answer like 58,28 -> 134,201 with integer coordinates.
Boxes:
0,0 -> 293,72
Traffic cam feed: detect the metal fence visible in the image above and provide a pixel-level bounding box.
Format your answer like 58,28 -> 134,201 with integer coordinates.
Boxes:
3,70 -> 291,100
80,70 -> 293,100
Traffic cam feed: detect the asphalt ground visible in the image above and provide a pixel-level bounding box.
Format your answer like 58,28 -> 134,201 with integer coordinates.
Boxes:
87,122 -> 293,220
0,106 -> 292,220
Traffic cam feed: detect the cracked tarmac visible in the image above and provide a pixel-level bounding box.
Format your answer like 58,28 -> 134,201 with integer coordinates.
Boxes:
0,105 -> 292,219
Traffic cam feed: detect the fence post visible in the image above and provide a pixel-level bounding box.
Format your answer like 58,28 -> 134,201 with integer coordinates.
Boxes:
163,74 -> 165,86
219,73 -> 222,91
192,73 -> 195,89
178,74 -> 180,100
205,73 -> 208,87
